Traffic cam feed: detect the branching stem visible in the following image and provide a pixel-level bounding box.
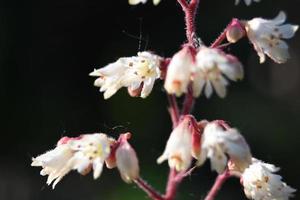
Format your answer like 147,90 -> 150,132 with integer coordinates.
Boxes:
135,178 -> 164,200
204,170 -> 238,200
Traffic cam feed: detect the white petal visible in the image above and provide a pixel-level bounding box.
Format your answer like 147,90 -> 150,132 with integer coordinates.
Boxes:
93,158 -> 104,179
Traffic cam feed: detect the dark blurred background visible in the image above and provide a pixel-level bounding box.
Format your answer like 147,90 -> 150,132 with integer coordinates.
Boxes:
0,0 -> 299,199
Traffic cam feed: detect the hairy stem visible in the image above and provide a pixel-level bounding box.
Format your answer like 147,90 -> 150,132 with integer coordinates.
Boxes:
162,1 -> 201,200
182,85 -> 194,115
164,169 -> 181,200
135,178 -> 164,200
204,170 -> 231,200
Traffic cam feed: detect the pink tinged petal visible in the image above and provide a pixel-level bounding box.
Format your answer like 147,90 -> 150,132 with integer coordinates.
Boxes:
157,116 -> 194,171
116,141 -> 139,183
129,81 -> 142,91
164,47 -> 194,96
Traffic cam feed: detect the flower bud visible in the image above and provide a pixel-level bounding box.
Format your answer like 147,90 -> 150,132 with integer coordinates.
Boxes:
115,133 -> 140,183
226,21 -> 245,43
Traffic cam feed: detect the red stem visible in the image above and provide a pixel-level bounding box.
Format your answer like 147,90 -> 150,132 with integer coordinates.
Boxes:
181,85 -> 194,115
163,169 -> 180,200
162,1 -> 201,200
135,178 -> 164,200
177,0 -> 199,46
167,94 -> 180,127
210,18 -> 244,48
204,170 -> 231,200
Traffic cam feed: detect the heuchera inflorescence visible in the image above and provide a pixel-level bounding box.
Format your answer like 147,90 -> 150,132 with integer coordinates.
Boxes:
32,0 -> 298,200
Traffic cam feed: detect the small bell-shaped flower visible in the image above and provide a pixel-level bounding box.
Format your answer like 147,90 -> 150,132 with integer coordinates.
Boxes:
197,121 -> 252,174
164,47 -> 196,97
90,51 -> 161,99
157,115 -> 200,171
242,158 -> 296,200
31,133 -> 113,188
193,47 -> 244,98
243,11 -> 298,63
115,133 -> 140,183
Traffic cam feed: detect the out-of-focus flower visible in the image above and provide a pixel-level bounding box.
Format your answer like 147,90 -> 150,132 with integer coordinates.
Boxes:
235,0 -> 260,6
90,51 -> 161,99
157,115 -> 200,171
197,122 -> 252,174
192,47 -> 243,98
31,134 -> 112,188
115,133 -> 140,183
129,0 -> 161,6
243,11 -> 298,63
164,47 -> 195,97
242,158 -> 296,200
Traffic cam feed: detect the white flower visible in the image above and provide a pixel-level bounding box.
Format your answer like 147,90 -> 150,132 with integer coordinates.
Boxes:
90,51 -> 161,99
115,133 -> 140,183
129,0 -> 161,6
157,115 -> 198,171
242,159 -> 296,200
244,11 -> 299,63
197,122 -> 252,174
235,0 -> 260,6
193,47 -> 243,98
31,134 -> 112,188
164,47 -> 195,97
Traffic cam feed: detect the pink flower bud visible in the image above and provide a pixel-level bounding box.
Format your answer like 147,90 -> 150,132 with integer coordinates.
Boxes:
226,19 -> 246,43
115,133 -> 140,183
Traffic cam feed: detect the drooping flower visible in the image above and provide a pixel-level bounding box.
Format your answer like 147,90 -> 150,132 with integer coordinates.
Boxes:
243,11 -> 298,63
129,0 -> 161,6
31,134 -> 112,188
90,51 -> 162,99
115,133 -> 140,183
164,47 -> 195,97
235,0 -> 260,6
157,115 -> 200,171
192,47 -> 244,98
197,122 -> 252,174
242,158 -> 296,200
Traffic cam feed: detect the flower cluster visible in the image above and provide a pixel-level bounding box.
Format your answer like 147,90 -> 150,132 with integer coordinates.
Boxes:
242,159 -> 296,200
31,133 -> 139,188
90,51 -> 162,99
91,12 -> 297,99
157,116 -> 296,199
32,1 -> 298,200
164,46 -> 243,98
